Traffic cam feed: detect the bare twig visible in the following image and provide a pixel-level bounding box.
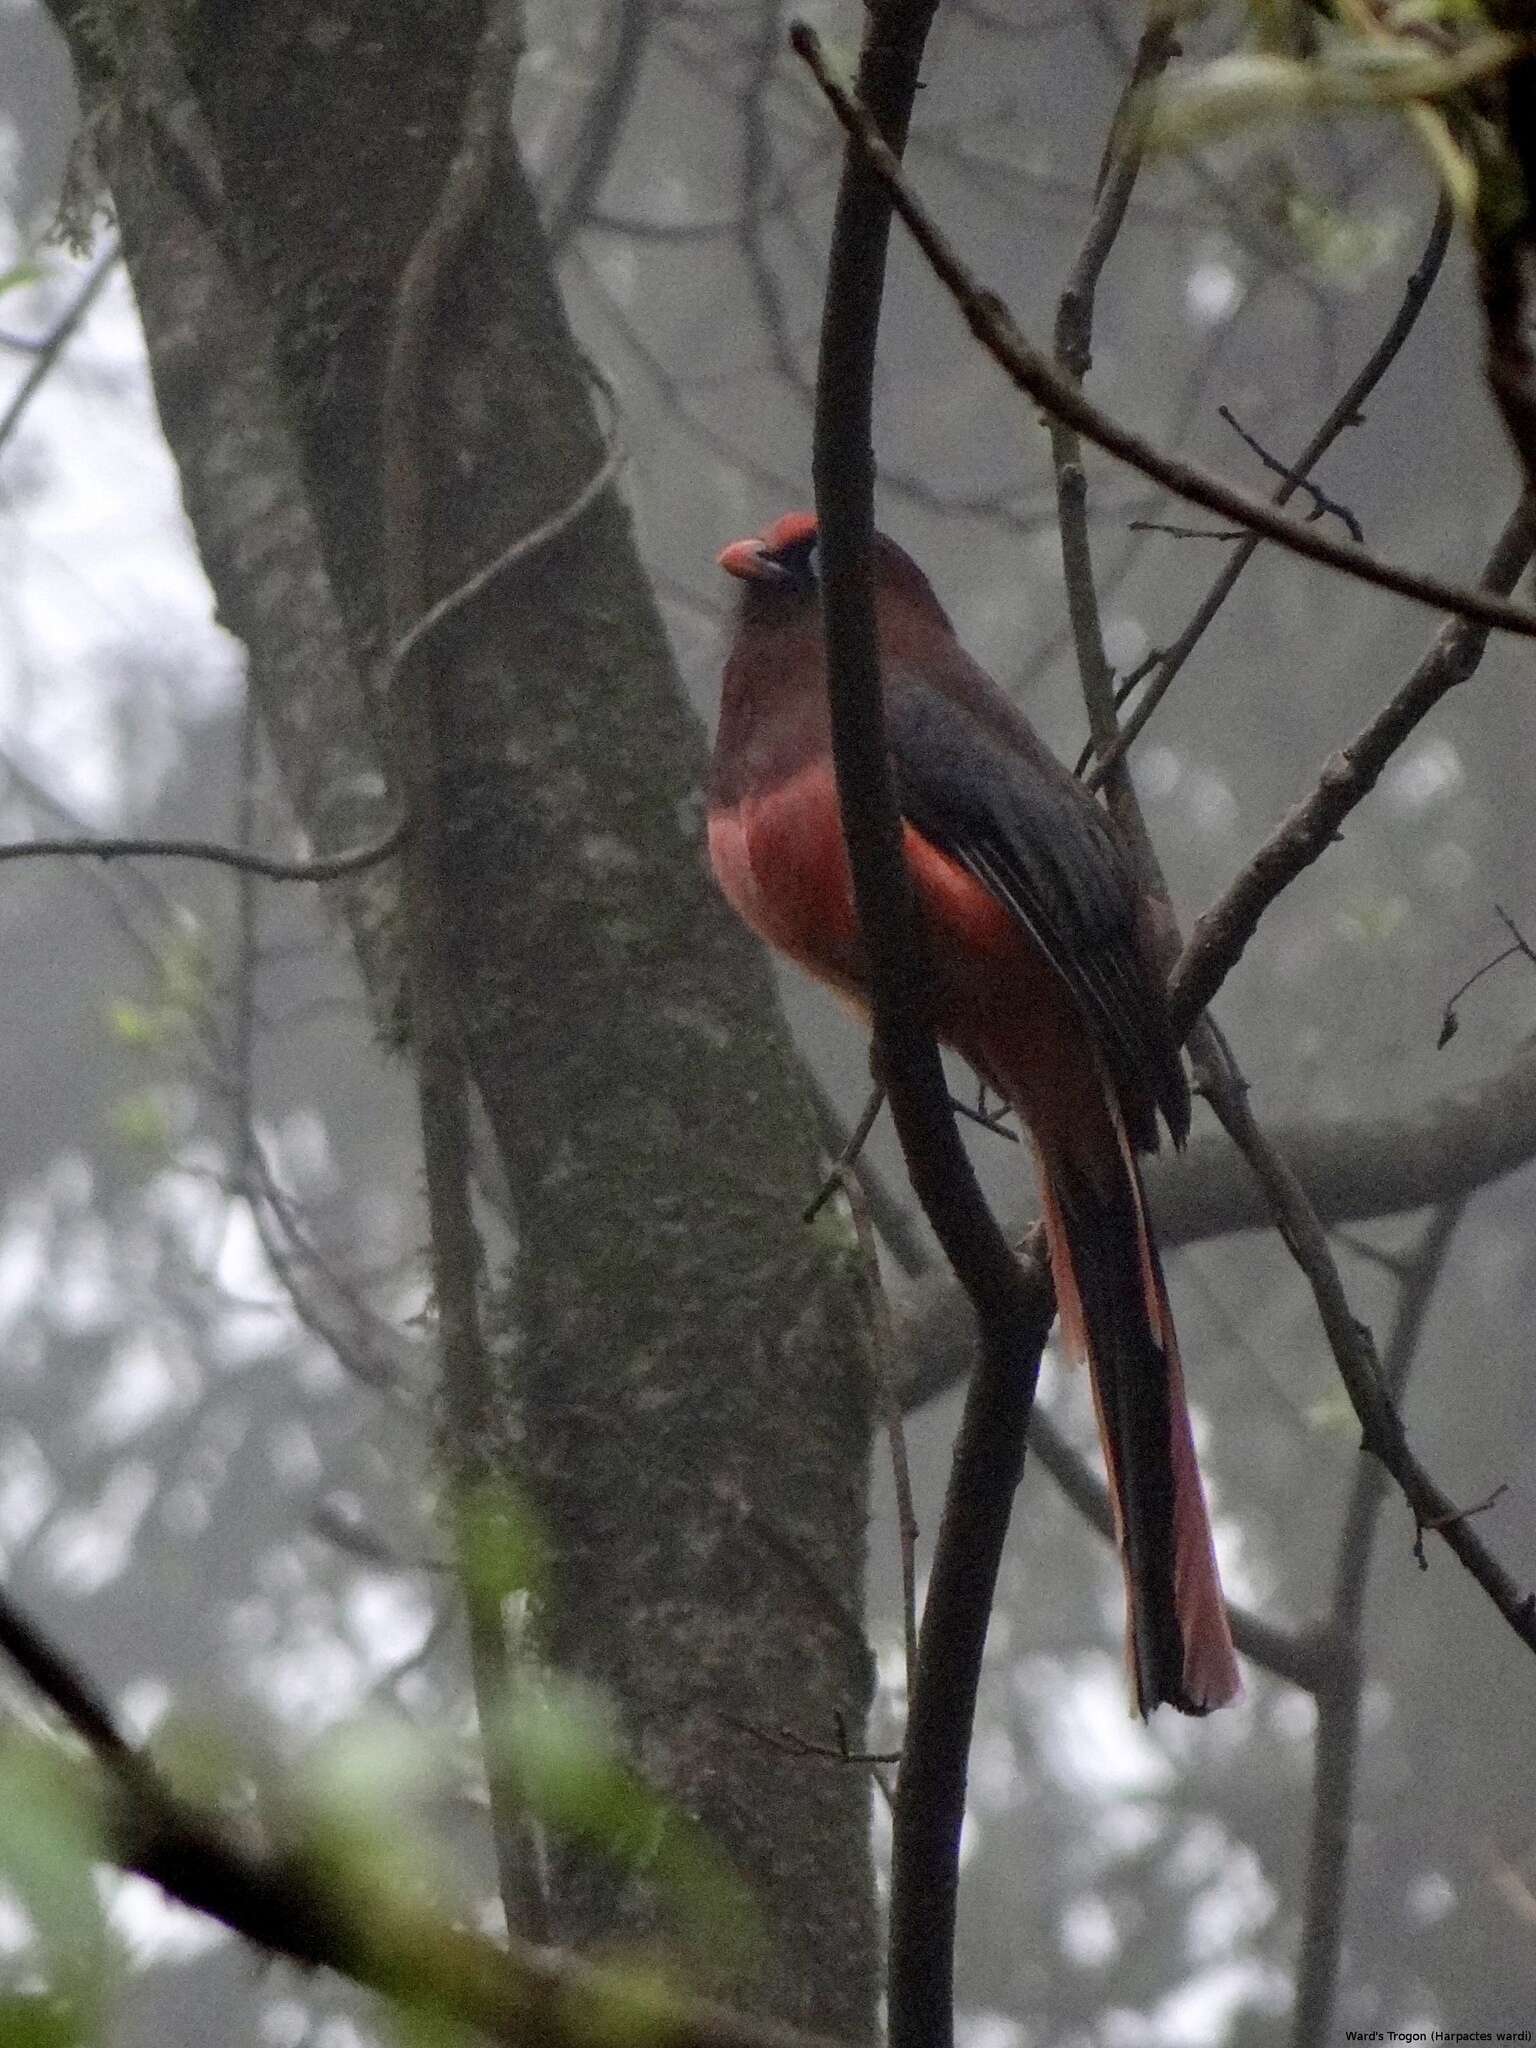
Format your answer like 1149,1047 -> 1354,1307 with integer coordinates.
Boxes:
0,239 -> 120,457
803,1083 -> 885,1223
839,1166 -> 919,1699
791,47 -> 1536,642
1439,906 -> 1536,1046
721,1714 -> 901,1769
0,817 -> 408,883
743,1 -> 815,395
0,1581 -> 144,1779
1478,204 -> 1536,500
1126,520 -> 1245,542
231,698 -> 260,1179
948,1092 -> 1019,1140
1414,1481 -> 1509,1561
1217,403 -> 1364,543
802,1068 -> 930,1275
243,1138 -> 420,1395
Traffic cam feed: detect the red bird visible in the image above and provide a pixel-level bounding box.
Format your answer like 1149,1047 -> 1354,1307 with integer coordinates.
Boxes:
708,512 -> 1239,1716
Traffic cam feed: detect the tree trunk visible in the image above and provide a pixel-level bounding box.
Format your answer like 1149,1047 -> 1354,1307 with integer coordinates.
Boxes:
43,0 -> 879,2031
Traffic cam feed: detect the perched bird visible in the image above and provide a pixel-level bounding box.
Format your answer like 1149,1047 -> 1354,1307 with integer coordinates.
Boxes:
707,511 -> 1239,1716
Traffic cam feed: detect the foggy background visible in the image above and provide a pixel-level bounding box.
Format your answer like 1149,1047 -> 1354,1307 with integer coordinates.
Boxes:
0,1 -> 1533,2041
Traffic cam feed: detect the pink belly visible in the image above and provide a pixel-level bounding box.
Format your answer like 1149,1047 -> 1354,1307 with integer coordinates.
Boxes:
707,767 -> 866,999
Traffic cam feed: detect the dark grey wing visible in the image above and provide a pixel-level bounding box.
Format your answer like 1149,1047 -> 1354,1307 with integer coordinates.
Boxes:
884,665 -> 1189,1147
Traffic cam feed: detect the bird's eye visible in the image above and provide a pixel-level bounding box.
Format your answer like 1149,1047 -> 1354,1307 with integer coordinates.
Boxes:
804,540 -> 820,582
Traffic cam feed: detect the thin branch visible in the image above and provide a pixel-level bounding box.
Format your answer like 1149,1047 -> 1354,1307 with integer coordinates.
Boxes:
1414,1482 -> 1509,1558
722,1714 -> 901,1769
379,0 -> 542,1944
801,1069 -> 930,1275
790,44 -> 1536,644
231,697 -> 260,1179
383,362 -> 625,689
840,1166 -> 919,1700
243,1138 -> 420,1396
0,817 -> 408,883
544,0 -> 655,252
1290,1197 -> 1465,2048
0,262 -> 610,901
1171,494 -> 1536,1034
809,7 -> 1051,2045
1073,184 -> 1451,782
1439,905 -> 1536,1047
803,1083 -> 885,1224
0,239 -> 120,458
1049,9 -> 1174,841
743,0 -> 815,395
0,1585 -> 142,1777
1126,520 -> 1245,542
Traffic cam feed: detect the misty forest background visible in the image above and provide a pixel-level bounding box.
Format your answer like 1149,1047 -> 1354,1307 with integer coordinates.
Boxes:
0,1 -> 1534,2044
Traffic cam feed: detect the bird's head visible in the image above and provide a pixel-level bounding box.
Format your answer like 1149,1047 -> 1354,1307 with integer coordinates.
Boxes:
716,511 -> 822,600
717,512 -> 954,633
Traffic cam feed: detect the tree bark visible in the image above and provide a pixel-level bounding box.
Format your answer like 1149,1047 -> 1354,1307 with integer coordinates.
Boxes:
43,1 -> 878,2031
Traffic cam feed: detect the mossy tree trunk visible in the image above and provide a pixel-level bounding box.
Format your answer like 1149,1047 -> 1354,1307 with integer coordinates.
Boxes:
42,0 -> 879,2031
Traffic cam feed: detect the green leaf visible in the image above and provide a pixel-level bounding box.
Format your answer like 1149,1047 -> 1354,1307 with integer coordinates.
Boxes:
294,1720 -> 452,1903
105,1089 -> 173,1152
387,2003 -> 483,2048
1146,36 -> 1522,152
561,1960 -> 682,2048
0,1991 -> 90,2048
1282,192 -> 1402,284
454,1485 -> 546,1609
104,1001 -> 163,1049
488,1681 -> 759,1972
0,263 -> 45,299
0,1739 -> 111,2040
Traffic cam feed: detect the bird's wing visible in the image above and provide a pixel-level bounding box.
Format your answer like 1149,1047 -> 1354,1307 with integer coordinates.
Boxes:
883,661 -> 1189,1145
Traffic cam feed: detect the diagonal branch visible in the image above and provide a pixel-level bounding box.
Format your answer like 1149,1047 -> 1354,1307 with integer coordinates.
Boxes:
0,239 -> 120,456
1050,9 -> 1174,840
1171,493 -> 1536,1032
1087,197 -> 1454,789
0,1578 -> 853,2048
1197,1043 -> 1536,1662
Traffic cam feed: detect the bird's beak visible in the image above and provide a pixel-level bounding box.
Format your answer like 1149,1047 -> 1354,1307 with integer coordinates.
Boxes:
717,536 -> 776,581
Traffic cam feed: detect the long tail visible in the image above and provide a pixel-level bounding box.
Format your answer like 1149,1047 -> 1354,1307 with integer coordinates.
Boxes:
1035,1119 -> 1240,1717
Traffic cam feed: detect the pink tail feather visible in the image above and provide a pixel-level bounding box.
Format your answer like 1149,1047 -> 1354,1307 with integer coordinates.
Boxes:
1036,1115 -> 1239,1716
